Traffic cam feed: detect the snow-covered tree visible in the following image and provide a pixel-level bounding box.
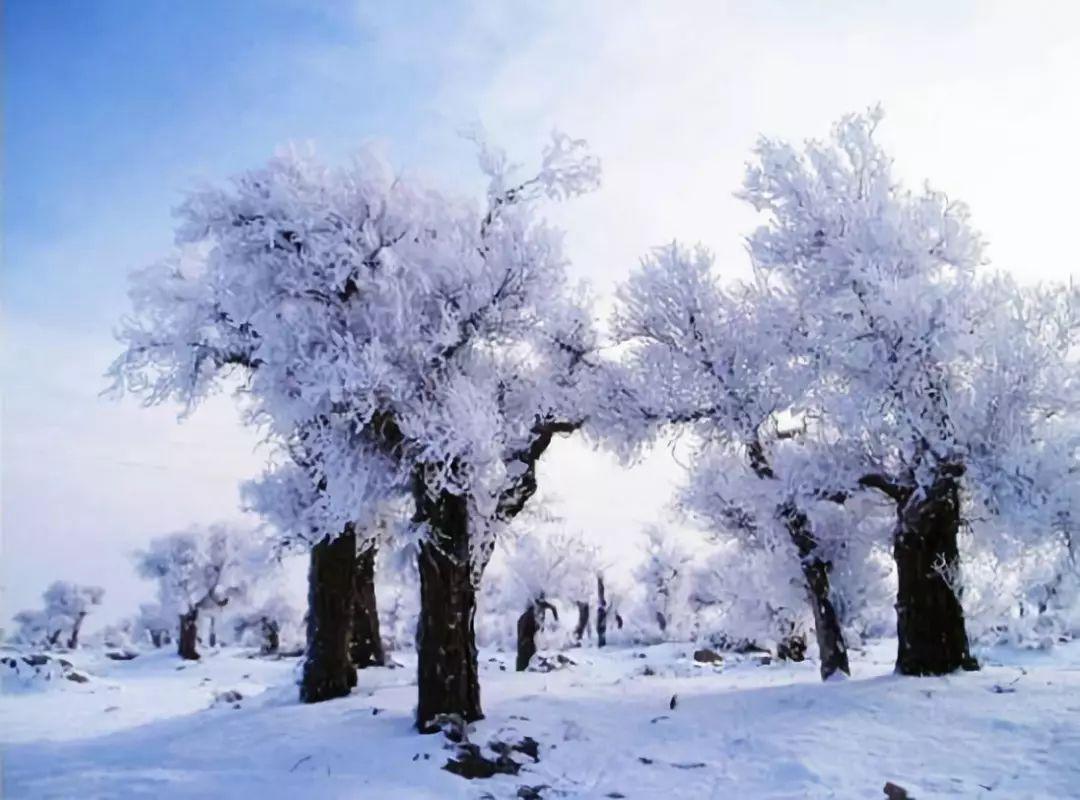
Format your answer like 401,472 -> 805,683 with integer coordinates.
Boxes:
134,524 -> 263,660
96,617 -> 136,650
814,501 -> 897,647
634,525 -> 693,641
10,609 -> 51,649
109,132 -> 601,727
960,516 -> 1080,649
242,428 -> 398,697
132,602 -> 174,648
602,108 -> 1079,679
595,570 -> 627,648
690,536 -> 810,656
737,108 -> 1080,675
678,454 -> 819,659
500,527 -> 599,669
44,582 -> 105,649
230,595 -> 299,655
564,542 -> 602,646
682,452 -> 896,659
602,238 -> 854,677
11,581 -> 105,650
376,539 -> 421,654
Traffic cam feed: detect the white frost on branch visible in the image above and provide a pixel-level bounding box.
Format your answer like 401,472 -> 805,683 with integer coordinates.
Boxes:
110,132 -> 602,572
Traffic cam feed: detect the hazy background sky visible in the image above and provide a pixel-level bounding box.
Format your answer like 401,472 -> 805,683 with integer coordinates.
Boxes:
4,0 -> 1079,629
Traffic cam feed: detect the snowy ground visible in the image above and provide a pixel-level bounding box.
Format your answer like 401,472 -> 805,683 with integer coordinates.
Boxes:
2,640 -> 1079,799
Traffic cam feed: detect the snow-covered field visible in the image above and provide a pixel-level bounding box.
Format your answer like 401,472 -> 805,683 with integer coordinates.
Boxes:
2,641 -> 1079,799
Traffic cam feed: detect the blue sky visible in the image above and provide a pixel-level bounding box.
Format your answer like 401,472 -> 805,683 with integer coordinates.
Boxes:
4,0 -> 477,328
2,0 -> 474,622
4,0 -> 1079,629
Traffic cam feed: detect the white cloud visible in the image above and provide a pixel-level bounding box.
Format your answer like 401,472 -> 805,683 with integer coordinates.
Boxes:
442,0 -> 1079,287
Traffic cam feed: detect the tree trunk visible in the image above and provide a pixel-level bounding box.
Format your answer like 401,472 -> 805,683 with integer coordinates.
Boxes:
781,504 -> 851,680
300,530 -> 358,703
261,619 -> 280,655
415,488 -> 482,732
574,601 -> 590,644
67,612 -> 87,650
893,476 -> 978,675
178,609 -> 199,660
208,615 -> 217,648
516,599 -> 557,671
516,602 -> 539,672
777,631 -> 807,662
150,630 -> 163,648
800,557 -> 849,678
351,543 -> 385,669
596,574 -> 608,648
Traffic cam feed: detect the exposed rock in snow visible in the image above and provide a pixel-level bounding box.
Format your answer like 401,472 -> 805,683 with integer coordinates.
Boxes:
1,652 -> 94,693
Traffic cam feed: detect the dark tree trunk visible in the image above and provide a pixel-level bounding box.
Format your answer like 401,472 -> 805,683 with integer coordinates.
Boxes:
415,488 -> 482,732
800,557 -> 849,677
516,603 -> 539,672
777,631 -> 807,662
260,618 -> 280,655
208,616 -> 217,648
67,612 -> 87,650
351,544 -> 385,669
782,503 -> 851,680
574,601 -> 590,643
516,599 -> 557,671
150,630 -> 164,648
656,610 -> 668,634
1036,566 -> 1072,617
300,530 -> 358,703
894,476 -> 978,675
178,610 -> 199,660
596,575 -> 608,648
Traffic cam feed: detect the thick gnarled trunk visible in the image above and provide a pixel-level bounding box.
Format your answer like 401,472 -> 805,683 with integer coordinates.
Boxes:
178,609 -> 199,660
894,477 -> 977,675
800,557 -> 849,678
300,530 -> 357,703
415,489 -> 482,732
782,503 -> 850,680
351,544 -> 385,669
